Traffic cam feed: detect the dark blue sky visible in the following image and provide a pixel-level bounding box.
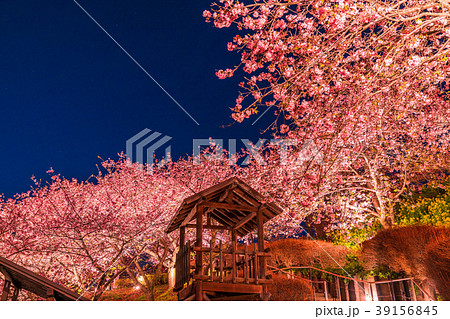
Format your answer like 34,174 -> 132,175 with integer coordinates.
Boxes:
0,1 -> 275,197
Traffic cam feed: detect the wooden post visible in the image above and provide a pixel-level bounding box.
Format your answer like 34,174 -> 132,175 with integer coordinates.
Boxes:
206,212 -> 211,226
186,241 -> 191,285
388,282 -> 395,301
180,226 -> 185,248
196,280 -> 203,301
353,277 -> 362,301
398,280 -> 406,301
11,287 -> 19,301
324,281 -> 329,301
370,283 -> 379,301
231,229 -> 237,284
253,239 -> 258,284
46,288 -> 56,301
219,240 -> 223,283
196,205 -> 203,276
1,280 -> 11,301
336,277 -> 342,301
345,281 -> 350,301
410,279 -> 417,301
256,208 -> 265,280
244,245 -> 249,284
209,238 -> 214,282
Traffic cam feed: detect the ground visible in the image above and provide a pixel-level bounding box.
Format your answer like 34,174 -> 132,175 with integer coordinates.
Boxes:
99,282 -> 177,301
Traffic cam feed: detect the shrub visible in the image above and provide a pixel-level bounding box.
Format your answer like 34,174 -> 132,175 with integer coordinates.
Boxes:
153,272 -> 168,285
267,238 -> 350,269
268,274 -> 314,301
424,236 -> 450,300
361,225 -> 449,279
361,225 -> 450,300
114,278 -> 135,289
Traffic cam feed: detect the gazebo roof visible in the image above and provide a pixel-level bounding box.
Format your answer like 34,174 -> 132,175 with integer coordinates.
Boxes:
165,177 -> 283,237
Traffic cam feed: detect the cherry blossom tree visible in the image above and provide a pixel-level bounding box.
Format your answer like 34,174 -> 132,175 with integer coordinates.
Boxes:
0,155 -> 190,300
205,0 -> 450,229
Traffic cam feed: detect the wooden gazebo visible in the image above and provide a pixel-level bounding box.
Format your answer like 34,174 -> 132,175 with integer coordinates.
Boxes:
166,177 -> 283,301
0,256 -> 89,301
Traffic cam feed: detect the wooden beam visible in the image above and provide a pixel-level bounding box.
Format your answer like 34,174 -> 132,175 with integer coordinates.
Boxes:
192,246 -> 271,257
233,188 -> 260,206
180,204 -> 198,227
233,212 -> 257,230
202,281 -> 263,294
218,183 -> 237,202
192,274 -> 272,284
202,292 -> 211,301
178,284 -> 194,301
185,224 -> 229,231
184,294 -> 196,301
202,202 -> 258,212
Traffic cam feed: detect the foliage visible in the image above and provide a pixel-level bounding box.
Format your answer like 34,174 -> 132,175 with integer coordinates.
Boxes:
397,176 -> 450,227
331,222 -> 381,248
269,274 -> 314,301
342,254 -> 365,277
366,265 -> 406,280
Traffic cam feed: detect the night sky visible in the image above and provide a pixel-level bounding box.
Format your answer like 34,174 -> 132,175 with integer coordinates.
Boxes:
0,1 -> 275,197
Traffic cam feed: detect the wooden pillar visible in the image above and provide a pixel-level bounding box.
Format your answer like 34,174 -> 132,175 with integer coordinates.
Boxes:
196,205 -> 203,276
209,238 -> 214,281
11,287 -> 19,301
1,280 -> 11,301
244,245 -> 249,284
256,207 -> 265,280
231,229 -> 237,284
180,226 -> 185,248
195,280 -> 203,301
206,212 -> 211,226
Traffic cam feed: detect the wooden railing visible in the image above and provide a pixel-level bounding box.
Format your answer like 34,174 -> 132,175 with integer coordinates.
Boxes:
174,240 -> 191,291
192,239 -> 272,285
267,265 -> 432,301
